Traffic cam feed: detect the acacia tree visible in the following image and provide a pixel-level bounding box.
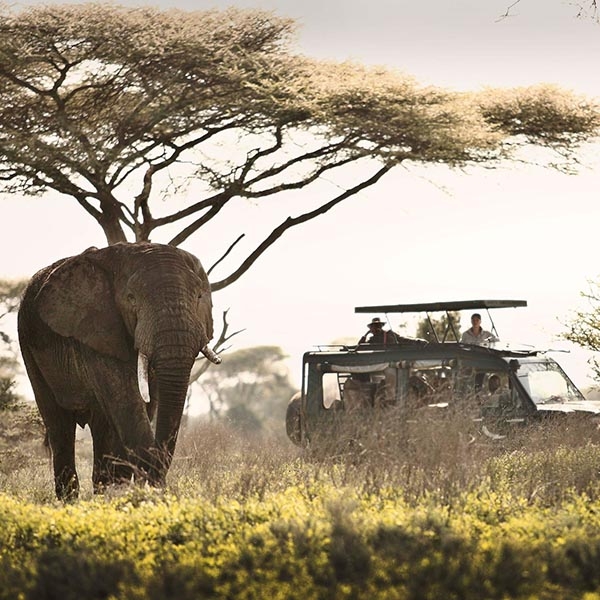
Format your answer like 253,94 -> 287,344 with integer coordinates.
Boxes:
563,282 -> 600,381
0,4 -> 598,290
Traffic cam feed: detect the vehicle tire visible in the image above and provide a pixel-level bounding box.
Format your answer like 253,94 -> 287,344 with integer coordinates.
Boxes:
285,392 -> 303,446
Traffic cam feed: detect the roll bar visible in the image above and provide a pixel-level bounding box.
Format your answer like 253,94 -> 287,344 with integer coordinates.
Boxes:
354,299 -> 527,343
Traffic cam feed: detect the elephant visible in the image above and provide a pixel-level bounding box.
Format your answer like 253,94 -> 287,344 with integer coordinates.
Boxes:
18,242 -> 221,500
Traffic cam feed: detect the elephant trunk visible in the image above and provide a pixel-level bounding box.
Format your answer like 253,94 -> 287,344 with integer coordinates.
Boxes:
151,356 -> 195,479
134,308 -> 219,481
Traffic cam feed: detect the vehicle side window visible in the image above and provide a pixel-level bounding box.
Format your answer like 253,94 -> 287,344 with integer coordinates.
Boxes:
321,373 -> 341,409
337,370 -> 395,411
409,366 -> 452,401
478,372 -> 524,417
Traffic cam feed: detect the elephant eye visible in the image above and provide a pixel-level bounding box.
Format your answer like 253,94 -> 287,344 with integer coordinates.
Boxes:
127,293 -> 136,305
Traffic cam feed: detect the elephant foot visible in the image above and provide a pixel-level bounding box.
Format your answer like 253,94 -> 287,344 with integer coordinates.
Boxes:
124,447 -> 168,488
135,464 -> 166,489
56,472 -> 80,502
93,465 -> 134,495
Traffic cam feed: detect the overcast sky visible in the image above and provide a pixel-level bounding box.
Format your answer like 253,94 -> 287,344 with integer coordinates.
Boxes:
3,0 -> 600,391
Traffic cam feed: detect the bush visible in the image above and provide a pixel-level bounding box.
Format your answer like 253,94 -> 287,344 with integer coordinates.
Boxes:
0,376 -> 19,411
2,486 -> 600,599
3,417 -> 600,597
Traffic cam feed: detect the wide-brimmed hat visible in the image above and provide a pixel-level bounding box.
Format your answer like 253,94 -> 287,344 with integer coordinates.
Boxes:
367,317 -> 385,327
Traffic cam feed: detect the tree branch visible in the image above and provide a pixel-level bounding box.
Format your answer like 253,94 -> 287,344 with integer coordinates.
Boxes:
207,234 -> 245,277
244,137 -> 354,189
108,116 -> 250,189
497,0 -> 521,21
188,309 -> 245,383
245,154 -> 362,198
209,164 -> 392,291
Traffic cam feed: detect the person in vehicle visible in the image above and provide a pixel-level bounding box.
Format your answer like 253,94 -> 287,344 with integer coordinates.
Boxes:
359,317 -> 401,345
407,373 -> 435,408
485,373 -> 514,410
460,313 -> 499,345
343,377 -> 375,411
488,374 -> 502,394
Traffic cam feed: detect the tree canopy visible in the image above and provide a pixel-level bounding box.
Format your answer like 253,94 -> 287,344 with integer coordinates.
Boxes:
0,3 -> 598,290
563,282 -> 600,381
415,312 -> 461,343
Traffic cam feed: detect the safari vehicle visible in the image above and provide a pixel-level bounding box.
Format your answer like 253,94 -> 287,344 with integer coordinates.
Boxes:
285,300 -> 600,446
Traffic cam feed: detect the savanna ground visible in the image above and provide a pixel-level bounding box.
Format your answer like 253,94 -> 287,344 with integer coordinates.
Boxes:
2,401 -> 600,599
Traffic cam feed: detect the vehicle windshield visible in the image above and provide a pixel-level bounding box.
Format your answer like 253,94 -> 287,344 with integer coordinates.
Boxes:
515,360 -> 585,404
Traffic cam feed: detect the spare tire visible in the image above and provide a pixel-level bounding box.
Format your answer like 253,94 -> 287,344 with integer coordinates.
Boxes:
285,391 -> 303,446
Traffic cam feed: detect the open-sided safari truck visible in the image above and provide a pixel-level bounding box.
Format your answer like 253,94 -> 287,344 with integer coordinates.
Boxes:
286,300 -> 600,446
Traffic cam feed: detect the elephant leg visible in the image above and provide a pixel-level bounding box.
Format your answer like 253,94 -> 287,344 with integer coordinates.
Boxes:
48,415 -> 79,501
88,410 -> 133,493
21,349 -> 79,501
86,362 -> 160,485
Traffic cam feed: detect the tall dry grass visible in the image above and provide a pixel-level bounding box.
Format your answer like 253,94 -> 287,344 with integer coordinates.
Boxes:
3,405 -> 600,507
171,410 -> 600,508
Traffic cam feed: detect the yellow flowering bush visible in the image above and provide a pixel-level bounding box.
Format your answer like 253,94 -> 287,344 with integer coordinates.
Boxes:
2,481 -> 600,599
4,418 -> 600,598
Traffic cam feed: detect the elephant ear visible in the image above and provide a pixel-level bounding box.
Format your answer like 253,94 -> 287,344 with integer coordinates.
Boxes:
35,254 -> 131,362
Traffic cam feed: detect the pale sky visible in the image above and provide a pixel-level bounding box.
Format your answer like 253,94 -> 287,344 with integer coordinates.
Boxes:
3,0 -> 600,393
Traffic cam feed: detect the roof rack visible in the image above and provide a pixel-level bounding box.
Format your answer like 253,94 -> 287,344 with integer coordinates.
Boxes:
355,299 -> 527,343
355,299 -> 527,314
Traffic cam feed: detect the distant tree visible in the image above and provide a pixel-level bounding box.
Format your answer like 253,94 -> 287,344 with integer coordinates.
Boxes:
193,345 -> 296,431
0,4 -> 598,292
415,312 -> 461,342
563,281 -> 600,381
0,279 -> 27,409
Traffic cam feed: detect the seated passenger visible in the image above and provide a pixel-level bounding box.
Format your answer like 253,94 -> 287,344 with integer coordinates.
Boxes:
460,313 -> 499,346
407,374 -> 430,408
358,317 -> 401,345
486,374 -> 513,410
343,377 -> 374,411
488,374 -> 502,394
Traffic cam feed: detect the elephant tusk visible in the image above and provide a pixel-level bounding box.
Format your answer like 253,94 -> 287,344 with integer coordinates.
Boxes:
137,352 -> 151,403
201,345 -> 222,364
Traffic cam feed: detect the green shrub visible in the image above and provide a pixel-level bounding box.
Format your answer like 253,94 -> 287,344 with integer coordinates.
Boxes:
1,485 -> 600,599
3,417 -> 600,597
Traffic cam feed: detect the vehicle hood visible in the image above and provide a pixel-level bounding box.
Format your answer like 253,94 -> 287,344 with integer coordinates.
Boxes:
536,401 -> 600,415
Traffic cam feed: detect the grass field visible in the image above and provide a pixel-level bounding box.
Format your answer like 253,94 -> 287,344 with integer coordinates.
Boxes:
2,406 -> 600,599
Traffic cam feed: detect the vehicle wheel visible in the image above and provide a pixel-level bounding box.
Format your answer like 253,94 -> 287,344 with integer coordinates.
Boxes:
285,392 -> 303,446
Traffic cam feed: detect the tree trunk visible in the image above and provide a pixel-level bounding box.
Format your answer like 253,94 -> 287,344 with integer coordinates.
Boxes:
98,193 -> 129,245
102,222 -> 128,245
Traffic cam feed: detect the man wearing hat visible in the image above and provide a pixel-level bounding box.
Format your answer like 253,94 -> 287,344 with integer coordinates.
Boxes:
359,317 -> 400,345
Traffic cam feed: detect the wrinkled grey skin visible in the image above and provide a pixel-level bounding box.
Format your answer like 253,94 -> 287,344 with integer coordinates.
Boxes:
18,242 -> 218,500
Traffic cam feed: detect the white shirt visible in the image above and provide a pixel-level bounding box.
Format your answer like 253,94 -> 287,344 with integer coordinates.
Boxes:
460,328 -> 498,345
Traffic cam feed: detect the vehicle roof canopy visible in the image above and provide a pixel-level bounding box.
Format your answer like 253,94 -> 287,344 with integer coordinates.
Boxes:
355,299 -> 527,314
355,299 -> 527,343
